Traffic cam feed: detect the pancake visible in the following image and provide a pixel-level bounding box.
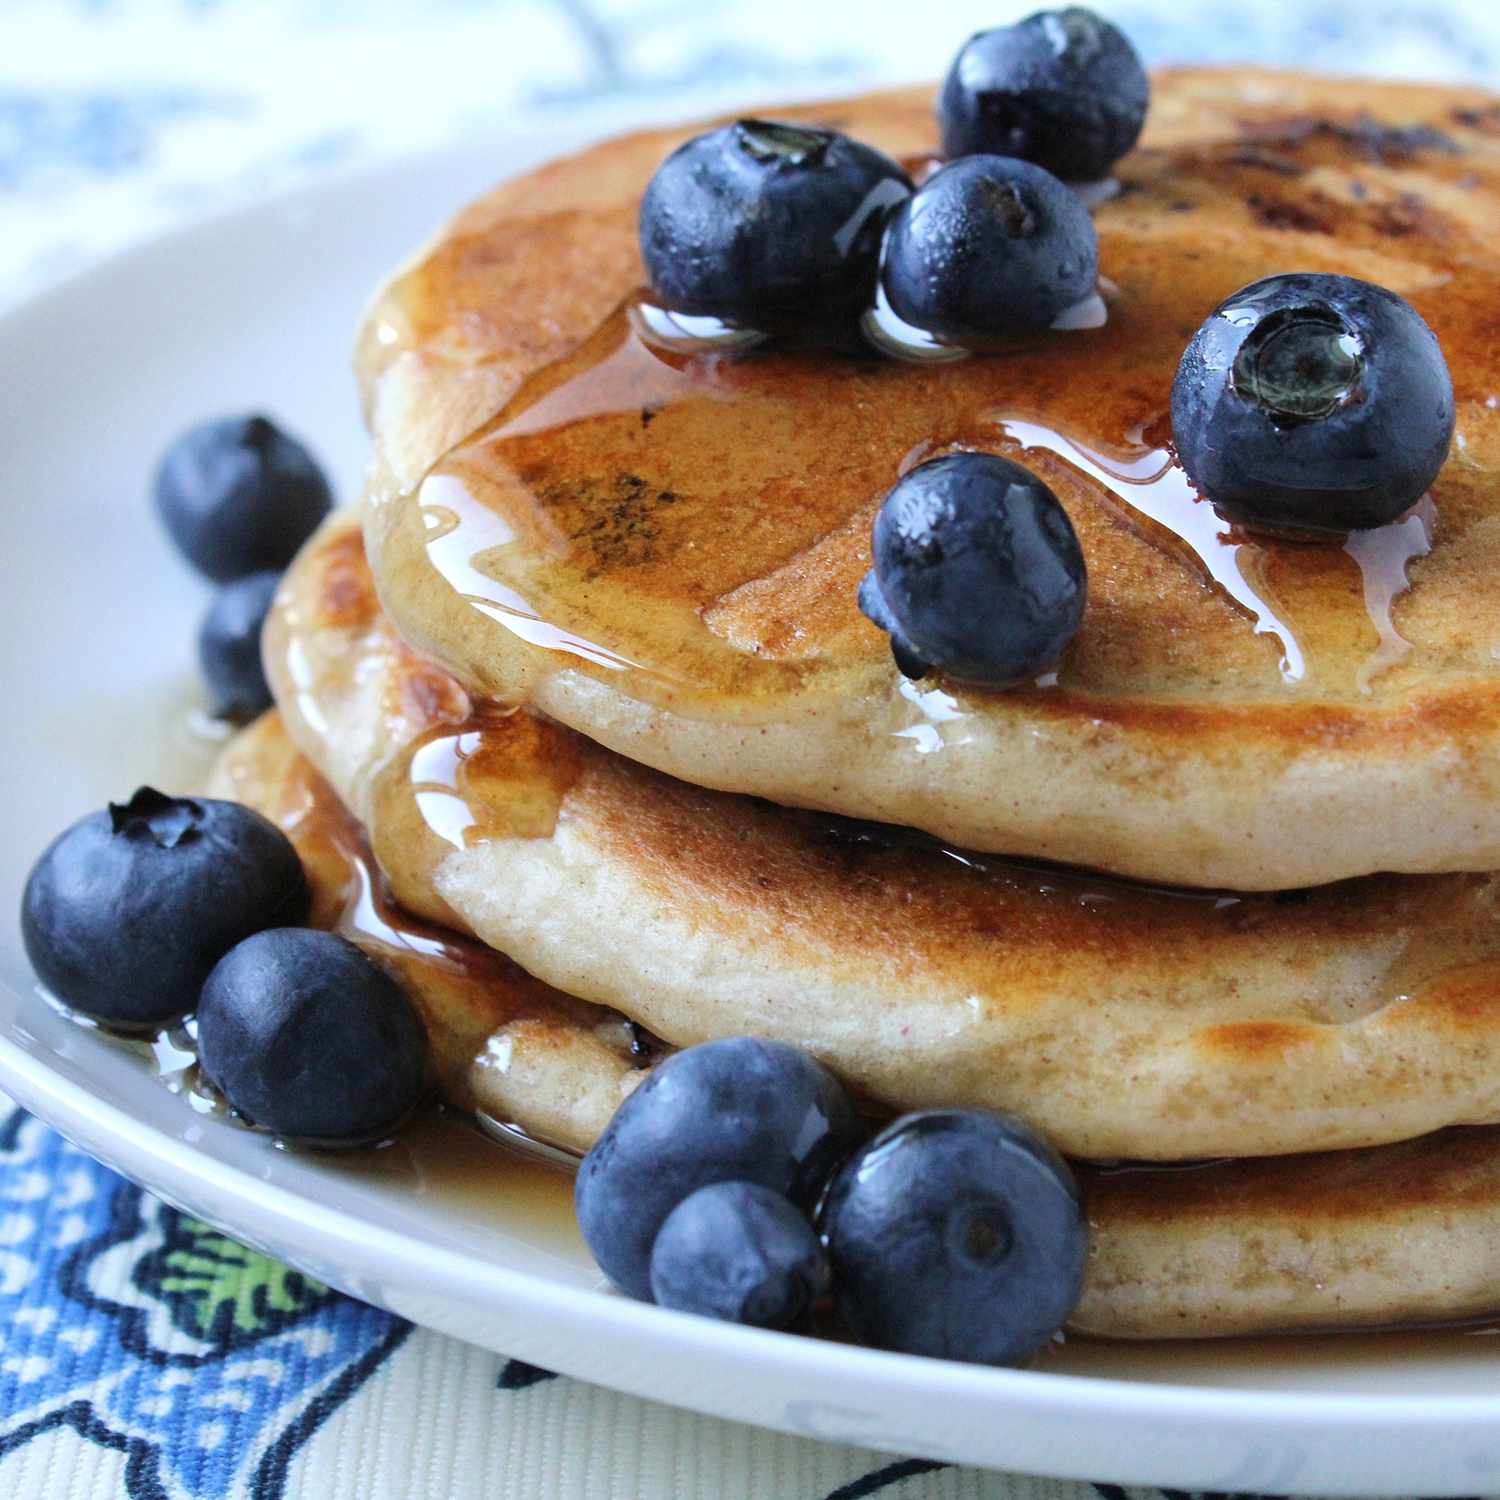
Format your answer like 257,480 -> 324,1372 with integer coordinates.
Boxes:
1074,1129 -> 1500,1339
206,710 -> 647,1155
212,712 -> 1500,1340
357,70 -> 1500,892
266,516 -> 1500,1163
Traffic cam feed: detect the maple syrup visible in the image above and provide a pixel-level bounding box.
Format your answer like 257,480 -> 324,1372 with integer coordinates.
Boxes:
395,276 -> 1475,721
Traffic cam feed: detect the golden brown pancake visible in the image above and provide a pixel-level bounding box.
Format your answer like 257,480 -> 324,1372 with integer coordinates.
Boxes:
358,70 -> 1500,892
213,711 -> 1500,1340
266,516 -> 1500,1163
1073,1129 -> 1500,1338
206,711 -> 647,1155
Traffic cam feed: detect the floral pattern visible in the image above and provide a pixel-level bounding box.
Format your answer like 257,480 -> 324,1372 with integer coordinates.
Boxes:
0,1108 -> 409,1498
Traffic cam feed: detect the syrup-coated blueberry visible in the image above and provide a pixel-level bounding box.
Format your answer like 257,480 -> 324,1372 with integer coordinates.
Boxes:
575,1037 -> 863,1301
880,156 -> 1098,342
860,452 -> 1086,687
1171,273 -> 1455,534
639,119 -> 912,329
939,8 -> 1149,182
21,789 -> 309,1029
649,1181 -> 830,1329
197,928 -> 429,1146
819,1109 -> 1086,1365
198,570 -> 279,722
155,414 -> 332,581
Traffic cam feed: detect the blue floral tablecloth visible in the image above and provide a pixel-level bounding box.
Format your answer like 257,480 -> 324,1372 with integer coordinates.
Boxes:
3,2 -> 1497,1496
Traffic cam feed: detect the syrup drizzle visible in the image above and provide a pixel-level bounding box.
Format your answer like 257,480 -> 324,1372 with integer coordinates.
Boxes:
1345,495 -> 1436,693
420,475 -> 643,674
340,835 -> 467,968
411,286 -> 1444,706
991,417 -> 1308,683
397,709 -> 580,849
991,416 -> 1437,691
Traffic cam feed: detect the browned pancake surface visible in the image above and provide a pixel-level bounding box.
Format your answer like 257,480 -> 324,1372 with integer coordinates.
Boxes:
357,72 -> 1500,889
208,711 -> 646,1152
266,518 -> 1500,1162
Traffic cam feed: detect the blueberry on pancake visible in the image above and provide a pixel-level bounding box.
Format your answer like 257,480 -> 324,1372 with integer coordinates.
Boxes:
1172,272 -> 1455,534
639,119 -> 910,331
880,154 -> 1099,339
859,452 -> 1087,686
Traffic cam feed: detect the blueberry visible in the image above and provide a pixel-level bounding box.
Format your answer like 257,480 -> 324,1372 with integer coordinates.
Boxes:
639,119 -> 912,330
859,452 -> 1086,686
819,1109 -> 1086,1366
939,8 -> 1149,182
154,414 -> 332,582
575,1037 -> 862,1301
198,570 -> 280,722
649,1181 -> 830,1329
1171,273 -> 1455,535
21,789 -> 309,1030
880,156 -> 1098,342
197,929 -> 429,1146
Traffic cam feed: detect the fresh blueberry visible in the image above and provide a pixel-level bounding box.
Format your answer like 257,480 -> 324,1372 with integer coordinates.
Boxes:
575,1037 -> 862,1301
939,8 -> 1149,182
859,452 -> 1086,686
639,119 -> 912,330
819,1109 -> 1086,1365
1171,273 -> 1455,534
198,570 -> 280,722
21,789 -> 309,1030
154,414 -> 332,582
880,156 -> 1098,342
197,928 -> 429,1146
649,1181 -> 830,1329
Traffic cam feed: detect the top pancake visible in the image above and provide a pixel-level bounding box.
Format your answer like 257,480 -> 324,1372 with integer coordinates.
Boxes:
358,70 -> 1500,890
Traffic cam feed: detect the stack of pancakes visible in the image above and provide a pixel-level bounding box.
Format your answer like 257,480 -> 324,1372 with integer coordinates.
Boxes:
211,69 -> 1500,1342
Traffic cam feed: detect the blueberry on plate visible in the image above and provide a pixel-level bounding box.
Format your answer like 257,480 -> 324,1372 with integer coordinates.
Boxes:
639,119 -> 912,330
197,928 -> 429,1146
859,452 -> 1086,687
198,570 -> 280,721
819,1109 -> 1086,1365
21,789 -> 309,1030
649,1181 -> 830,1329
1171,273 -> 1455,535
154,414 -> 332,581
939,7 -> 1149,182
575,1037 -> 862,1301
880,156 -> 1098,342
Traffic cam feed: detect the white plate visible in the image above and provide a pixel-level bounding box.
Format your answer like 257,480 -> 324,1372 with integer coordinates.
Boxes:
4,134 -> 1500,1498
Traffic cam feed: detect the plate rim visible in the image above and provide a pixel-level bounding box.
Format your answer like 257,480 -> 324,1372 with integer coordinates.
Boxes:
6,1016 -> 1500,1432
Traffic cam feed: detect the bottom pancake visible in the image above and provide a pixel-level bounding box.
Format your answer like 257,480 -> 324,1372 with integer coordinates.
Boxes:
212,712 -> 1500,1341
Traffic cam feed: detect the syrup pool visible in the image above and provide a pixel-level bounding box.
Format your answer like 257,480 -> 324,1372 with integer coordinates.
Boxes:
128,1019 -> 1500,1380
